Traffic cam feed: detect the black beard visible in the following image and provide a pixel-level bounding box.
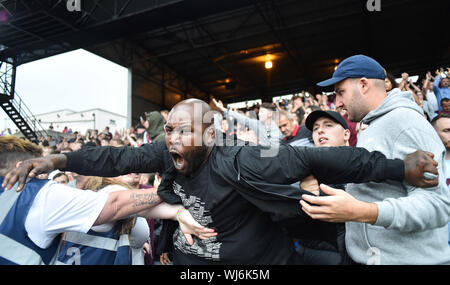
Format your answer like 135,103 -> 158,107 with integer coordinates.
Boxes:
183,145 -> 210,176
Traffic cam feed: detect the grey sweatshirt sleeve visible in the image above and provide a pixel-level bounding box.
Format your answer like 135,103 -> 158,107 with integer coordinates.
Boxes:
374,127 -> 450,232
226,110 -> 272,146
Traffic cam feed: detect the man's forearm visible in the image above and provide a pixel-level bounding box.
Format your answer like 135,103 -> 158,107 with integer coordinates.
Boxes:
355,201 -> 378,224
94,188 -> 162,225
227,110 -> 260,133
137,202 -> 184,220
433,75 -> 441,90
422,79 -> 429,93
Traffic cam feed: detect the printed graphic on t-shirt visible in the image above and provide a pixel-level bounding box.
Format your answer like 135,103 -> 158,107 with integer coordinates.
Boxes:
172,181 -> 222,261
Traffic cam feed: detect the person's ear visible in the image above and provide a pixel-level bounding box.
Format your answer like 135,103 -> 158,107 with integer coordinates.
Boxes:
344,129 -> 351,142
208,125 -> 215,137
204,126 -> 216,146
358,78 -> 370,95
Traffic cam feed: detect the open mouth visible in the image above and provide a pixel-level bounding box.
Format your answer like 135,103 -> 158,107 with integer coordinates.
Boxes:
318,137 -> 328,144
170,151 -> 185,169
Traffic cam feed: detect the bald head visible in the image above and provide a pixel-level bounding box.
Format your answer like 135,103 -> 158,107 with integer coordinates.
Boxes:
170,99 -> 214,126
172,98 -> 211,115
175,98 -> 210,107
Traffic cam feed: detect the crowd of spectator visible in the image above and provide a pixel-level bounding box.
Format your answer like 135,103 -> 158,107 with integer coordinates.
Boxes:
2,67 -> 448,153
214,67 -> 450,148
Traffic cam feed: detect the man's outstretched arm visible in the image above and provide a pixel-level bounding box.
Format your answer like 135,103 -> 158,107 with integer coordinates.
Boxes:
296,146 -> 438,188
2,141 -> 168,191
64,141 -> 168,176
239,144 -> 438,188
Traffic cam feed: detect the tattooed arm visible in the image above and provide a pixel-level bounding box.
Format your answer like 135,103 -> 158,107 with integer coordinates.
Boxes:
93,188 -> 217,243
93,188 -> 162,225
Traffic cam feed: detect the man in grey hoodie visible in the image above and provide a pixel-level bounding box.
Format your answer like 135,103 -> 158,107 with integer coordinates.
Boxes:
211,99 -> 283,148
301,55 -> 450,265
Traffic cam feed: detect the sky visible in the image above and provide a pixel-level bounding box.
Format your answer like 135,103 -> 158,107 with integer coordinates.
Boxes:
1,49 -> 128,132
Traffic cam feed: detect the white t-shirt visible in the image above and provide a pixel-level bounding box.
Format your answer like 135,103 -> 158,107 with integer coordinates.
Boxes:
88,185 -> 150,265
24,181 -> 109,249
89,185 -> 125,233
88,186 -> 150,246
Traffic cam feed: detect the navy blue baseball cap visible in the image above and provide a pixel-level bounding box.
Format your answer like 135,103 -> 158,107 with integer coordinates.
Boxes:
317,55 -> 386,87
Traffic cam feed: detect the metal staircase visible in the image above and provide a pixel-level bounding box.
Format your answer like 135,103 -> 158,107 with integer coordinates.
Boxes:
0,60 -> 48,143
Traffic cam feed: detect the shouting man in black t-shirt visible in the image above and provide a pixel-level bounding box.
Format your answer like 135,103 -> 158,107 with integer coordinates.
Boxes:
3,99 -> 439,265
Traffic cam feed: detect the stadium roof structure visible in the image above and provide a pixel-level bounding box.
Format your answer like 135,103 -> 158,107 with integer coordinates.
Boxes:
1,0 -> 449,116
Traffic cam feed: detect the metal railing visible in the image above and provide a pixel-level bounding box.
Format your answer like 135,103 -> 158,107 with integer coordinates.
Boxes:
0,60 -> 49,140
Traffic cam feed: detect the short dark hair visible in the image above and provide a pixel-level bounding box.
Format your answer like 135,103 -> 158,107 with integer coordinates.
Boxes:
53,172 -> 69,181
441,98 -> 450,105
431,112 -> 450,127
259,102 -> 276,111
386,73 -> 398,88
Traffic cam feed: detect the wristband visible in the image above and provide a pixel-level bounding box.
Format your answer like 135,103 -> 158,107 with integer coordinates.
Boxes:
176,208 -> 186,222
